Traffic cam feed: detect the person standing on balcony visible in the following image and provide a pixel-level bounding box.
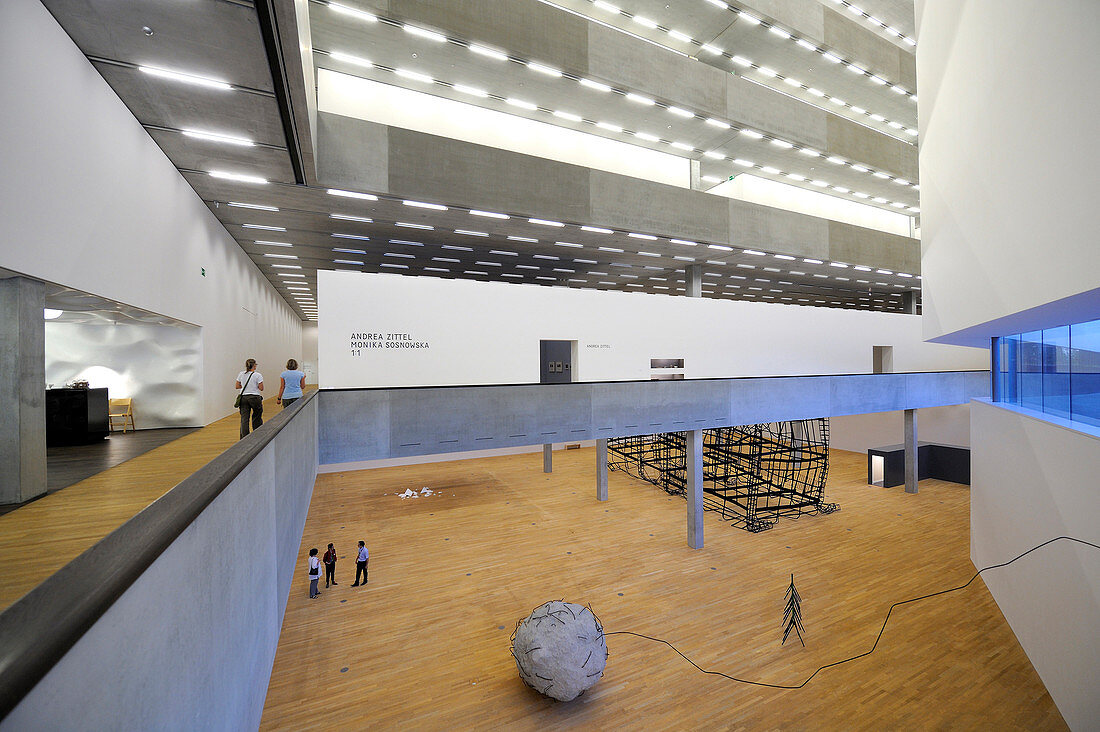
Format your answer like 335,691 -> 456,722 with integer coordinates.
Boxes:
234,358 -> 264,439
277,358 -> 305,408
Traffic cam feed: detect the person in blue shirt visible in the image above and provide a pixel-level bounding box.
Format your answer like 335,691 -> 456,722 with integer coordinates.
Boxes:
276,358 -> 306,408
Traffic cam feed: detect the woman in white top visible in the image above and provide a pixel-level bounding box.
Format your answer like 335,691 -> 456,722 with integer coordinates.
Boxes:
307,547 -> 322,599
235,358 -> 264,440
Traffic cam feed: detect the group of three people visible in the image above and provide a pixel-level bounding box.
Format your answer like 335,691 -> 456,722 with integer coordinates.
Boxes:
234,358 -> 306,439
307,541 -> 369,599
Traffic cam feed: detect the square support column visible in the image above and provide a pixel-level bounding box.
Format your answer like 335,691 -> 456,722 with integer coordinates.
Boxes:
686,265 -> 702,298
543,443 -> 553,473
596,438 -> 608,501
686,429 -> 704,549
904,409 -> 918,494
0,276 -> 47,506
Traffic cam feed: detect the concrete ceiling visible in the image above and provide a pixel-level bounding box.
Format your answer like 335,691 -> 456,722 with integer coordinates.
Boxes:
40,0 -> 921,319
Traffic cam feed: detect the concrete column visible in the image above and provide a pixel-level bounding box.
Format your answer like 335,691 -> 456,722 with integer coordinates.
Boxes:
543,443 -> 552,473
596,438 -> 608,501
689,159 -> 703,191
901,291 -> 917,314
686,265 -> 702,298
0,276 -> 47,506
903,409 -> 918,494
685,430 -> 704,549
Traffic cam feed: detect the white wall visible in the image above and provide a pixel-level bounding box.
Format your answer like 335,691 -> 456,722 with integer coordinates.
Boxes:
0,0 -> 302,425
318,270 -> 985,388
970,401 -> 1100,731
317,69 -> 689,188
917,0 -> 1100,345
830,404 -> 970,453
45,322 -> 203,429
709,174 -> 915,239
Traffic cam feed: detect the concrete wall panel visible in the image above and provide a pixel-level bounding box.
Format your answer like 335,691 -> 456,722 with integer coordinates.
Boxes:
315,112 -> 388,194
828,219 -> 918,273
590,171 -> 728,242
729,198 -> 830,259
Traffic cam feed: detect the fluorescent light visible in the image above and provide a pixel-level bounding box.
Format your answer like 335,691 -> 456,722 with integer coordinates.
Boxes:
581,226 -> 613,233
394,222 -> 433,230
387,252 -> 416,259
332,233 -> 372,240
490,250 -> 518,256
709,244 -> 733,251
243,223 -> 285,231
333,259 -> 364,265
328,188 -> 378,201
761,166 -> 781,174
891,85 -> 908,95
594,1 -> 620,12
799,148 -> 821,157
733,158 -> 754,167
822,53 -> 842,64
403,25 -> 446,42
670,141 -> 693,151
848,4 -> 864,15
796,39 -> 817,51
852,191 -> 870,199
507,235 -> 538,242
700,44 -> 722,55
786,173 -> 806,181
328,51 -> 373,68
404,199 -> 448,210
770,139 -> 793,149
826,156 -> 846,164
894,179 -> 910,185
469,44 -> 508,61
454,229 -> 489,236
703,150 -> 725,160
183,129 -> 253,146
634,131 -> 660,142
870,113 -> 886,122
743,249 -> 766,256
731,56 -> 752,67
209,170 -> 267,184
830,97 -> 846,106
757,67 -> 778,78
555,241 -> 583,248
553,110 -> 582,122
869,75 -> 887,85
810,179 -> 828,187
626,92 -> 654,105
470,210 -> 508,219
705,118 -> 731,129
395,68 -> 434,84
139,65 -> 231,90
853,265 -> 872,271
328,3 -> 377,22
668,30 -> 692,43
783,77 -> 802,87
507,98 -> 538,110
527,62 -> 562,77
832,186 -> 850,193
596,121 -> 622,132
579,78 -> 612,92
333,247 -> 366,254
453,84 -> 488,97
529,218 -> 564,227
803,258 -> 823,264
829,262 -> 848,268
739,11 -> 761,25
277,273 -> 305,277
873,171 -> 891,179
330,213 -> 373,223
229,202 -> 278,211
774,254 -> 795,260
633,15 -> 658,29
667,106 -> 694,118
740,128 -> 764,139
769,26 -> 790,39
670,239 -> 697,246
628,233 -> 657,240
851,106 -> 867,114
598,246 -> 624,253
846,63 -> 865,74
255,240 -> 292,247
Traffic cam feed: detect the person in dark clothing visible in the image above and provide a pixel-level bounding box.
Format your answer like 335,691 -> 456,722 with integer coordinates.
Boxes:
352,540 -> 369,586
323,543 -> 338,588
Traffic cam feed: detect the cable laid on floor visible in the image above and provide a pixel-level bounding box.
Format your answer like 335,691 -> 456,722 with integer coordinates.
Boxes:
605,535 -> 1100,690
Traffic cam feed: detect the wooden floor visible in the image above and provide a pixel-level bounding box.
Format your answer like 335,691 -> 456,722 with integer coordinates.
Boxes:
262,448 -> 1065,730
0,394 -> 297,613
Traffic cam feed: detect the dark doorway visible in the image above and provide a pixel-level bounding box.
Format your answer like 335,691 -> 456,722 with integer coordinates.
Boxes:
540,340 -> 573,384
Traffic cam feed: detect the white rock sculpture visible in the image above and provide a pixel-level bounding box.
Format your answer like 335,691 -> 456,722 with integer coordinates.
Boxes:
511,601 -> 607,701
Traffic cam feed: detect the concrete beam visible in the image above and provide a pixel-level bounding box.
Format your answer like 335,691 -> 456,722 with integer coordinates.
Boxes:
0,276 -> 46,506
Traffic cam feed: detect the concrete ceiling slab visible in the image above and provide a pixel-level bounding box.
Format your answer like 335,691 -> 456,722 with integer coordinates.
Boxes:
146,128 -> 296,184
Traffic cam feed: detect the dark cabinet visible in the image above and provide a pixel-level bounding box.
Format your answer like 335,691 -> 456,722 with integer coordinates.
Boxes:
46,388 -> 109,446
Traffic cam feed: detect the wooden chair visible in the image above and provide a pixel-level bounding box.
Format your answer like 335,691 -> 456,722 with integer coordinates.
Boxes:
108,398 -> 135,433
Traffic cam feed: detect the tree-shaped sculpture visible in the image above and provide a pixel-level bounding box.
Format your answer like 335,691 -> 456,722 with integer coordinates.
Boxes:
782,573 -> 805,646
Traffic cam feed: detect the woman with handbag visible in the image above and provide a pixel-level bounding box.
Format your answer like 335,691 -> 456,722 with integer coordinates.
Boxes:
234,358 -> 264,439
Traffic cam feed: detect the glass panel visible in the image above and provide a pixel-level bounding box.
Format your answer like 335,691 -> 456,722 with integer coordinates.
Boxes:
1018,330 -> 1044,412
1042,326 -> 1071,419
1070,319 -> 1100,427
1002,334 -> 1020,403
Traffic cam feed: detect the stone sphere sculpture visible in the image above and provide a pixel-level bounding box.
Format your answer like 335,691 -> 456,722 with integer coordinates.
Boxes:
511,600 -> 608,701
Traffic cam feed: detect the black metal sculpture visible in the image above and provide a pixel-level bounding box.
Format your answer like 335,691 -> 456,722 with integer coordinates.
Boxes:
782,574 -> 805,646
607,419 -> 838,531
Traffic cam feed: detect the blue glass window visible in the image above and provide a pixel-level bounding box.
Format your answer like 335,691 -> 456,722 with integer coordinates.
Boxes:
995,316 -> 1100,427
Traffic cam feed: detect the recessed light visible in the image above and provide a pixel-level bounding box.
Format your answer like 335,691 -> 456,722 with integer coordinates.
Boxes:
507,235 -> 538,243
394,222 -> 433,230
581,225 -> 613,234
403,200 -> 448,211
328,189 -> 377,201
243,223 -> 285,231
626,93 -> 655,105
731,56 -> 752,67
507,98 -> 538,111
596,121 -> 622,132
453,84 -> 488,97
670,239 -> 697,246
634,131 -> 660,142
667,106 -> 694,118
328,51 -> 373,68
330,213 -> 373,223
255,240 -> 292,247
394,68 -> 434,84
328,3 -> 377,22
553,110 -> 583,122
229,202 -> 278,211
454,229 -> 488,237
333,259 -> 364,265
527,62 -> 562,77
579,78 -> 612,92
403,25 -> 446,42
333,247 -> 366,254
469,44 -> 508,61
209,170 -> 267,184
139,65 -> 231,90
332,233 -> 371,240
183,129 -> 253,146
529,218 -> 564,227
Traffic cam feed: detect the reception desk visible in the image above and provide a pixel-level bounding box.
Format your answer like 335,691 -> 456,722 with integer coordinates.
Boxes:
46,388 -> 109,446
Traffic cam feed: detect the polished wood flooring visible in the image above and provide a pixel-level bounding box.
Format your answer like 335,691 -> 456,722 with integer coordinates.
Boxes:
262,448 -> 1065,730
0,395 -> 301,612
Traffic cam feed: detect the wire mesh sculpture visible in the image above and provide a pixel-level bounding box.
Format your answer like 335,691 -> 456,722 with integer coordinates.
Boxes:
607,419 -> 838,532
782,574 -> 805,646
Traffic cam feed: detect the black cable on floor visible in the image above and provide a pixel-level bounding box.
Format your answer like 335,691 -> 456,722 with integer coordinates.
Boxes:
604,535 -> 1099,690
